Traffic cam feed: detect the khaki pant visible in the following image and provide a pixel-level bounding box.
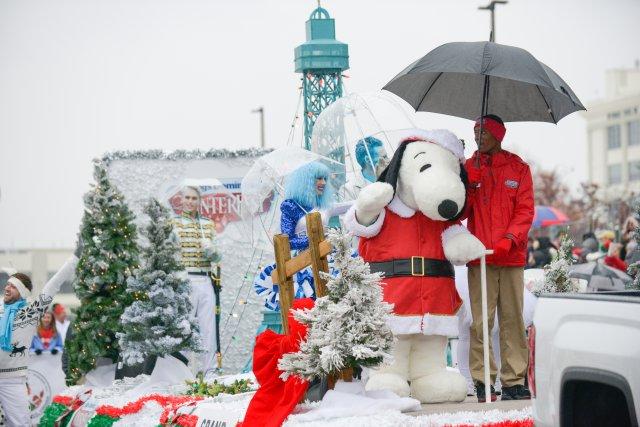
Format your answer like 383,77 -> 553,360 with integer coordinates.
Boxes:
468,265 -> 528,387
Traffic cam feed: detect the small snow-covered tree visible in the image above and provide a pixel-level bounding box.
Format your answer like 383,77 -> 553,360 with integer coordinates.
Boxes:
627,205 -> 640,290
533,233 -> 579,296
118,199 -> 202,365
279,229 -> 394,380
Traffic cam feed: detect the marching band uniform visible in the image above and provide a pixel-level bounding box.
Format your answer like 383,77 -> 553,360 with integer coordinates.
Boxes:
173,212 -> 221,372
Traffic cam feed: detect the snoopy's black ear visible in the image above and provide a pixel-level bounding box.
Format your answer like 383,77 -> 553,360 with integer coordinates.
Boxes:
452,164 -> 469,222
378,141 -> 410,193
459,163 -> 469,188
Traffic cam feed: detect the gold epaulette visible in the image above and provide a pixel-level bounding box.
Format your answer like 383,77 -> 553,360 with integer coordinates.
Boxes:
178,231 -> 201,239
181,251 -> 205,259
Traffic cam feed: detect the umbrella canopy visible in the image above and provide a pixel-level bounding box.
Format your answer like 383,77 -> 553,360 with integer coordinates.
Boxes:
311,91 -> 418,200
568,261 -> 632,292
241,147 -> 342,216
240,146 -> 343,250
383,41 -> 585,123
533,205 -> 570,228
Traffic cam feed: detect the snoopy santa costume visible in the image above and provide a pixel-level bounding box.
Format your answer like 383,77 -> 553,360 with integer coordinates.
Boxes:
345,129 -> 485,403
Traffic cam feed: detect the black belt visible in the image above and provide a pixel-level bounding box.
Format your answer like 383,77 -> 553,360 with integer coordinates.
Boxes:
188,271 -> 211,276
369,257 -> 454,278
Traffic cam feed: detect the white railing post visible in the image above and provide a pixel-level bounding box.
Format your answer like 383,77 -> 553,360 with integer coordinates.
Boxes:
480,249 -> 493,405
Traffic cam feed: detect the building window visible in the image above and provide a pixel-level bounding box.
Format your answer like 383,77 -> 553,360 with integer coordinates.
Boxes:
608,164 -> 622,184
607,125 -> 621,149
629,121 -> 640,146
630,161 -> 640,181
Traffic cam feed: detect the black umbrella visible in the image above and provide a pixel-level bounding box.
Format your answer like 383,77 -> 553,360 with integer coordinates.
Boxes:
383,41 -> 585,124
568,261 -> 632,292
384,41 -> 585,168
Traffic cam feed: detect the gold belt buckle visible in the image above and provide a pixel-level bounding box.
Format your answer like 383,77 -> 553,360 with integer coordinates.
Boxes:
411,256 -> 425,276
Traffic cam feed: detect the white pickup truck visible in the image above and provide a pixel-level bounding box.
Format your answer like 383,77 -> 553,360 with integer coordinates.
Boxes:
530,290 -> 640,427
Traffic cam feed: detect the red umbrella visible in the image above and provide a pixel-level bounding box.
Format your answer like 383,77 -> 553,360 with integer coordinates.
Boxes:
533,205 -> 569,228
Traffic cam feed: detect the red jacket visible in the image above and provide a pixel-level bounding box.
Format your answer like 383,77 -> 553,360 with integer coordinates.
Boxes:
464,150 -> 534,267
604,256 -> 627,272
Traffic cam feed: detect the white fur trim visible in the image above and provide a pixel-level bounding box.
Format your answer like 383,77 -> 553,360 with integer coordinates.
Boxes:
387,196 -> 415,218
344,205 -> 386,238
441,224 -> 468,247
395,128 -> 465,162
387,314 -> 459,337
7,276 -> 31,299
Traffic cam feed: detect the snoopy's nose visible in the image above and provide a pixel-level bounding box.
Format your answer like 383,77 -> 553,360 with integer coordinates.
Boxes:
438,199 -> 459,219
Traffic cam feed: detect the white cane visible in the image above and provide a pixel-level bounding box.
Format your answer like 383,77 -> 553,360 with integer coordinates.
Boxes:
480,249 -> 493,406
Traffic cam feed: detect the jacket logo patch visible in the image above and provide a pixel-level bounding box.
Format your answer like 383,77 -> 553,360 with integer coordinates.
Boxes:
505,179 -> 519,189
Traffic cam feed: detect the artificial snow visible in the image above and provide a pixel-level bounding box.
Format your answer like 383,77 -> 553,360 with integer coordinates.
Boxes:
286,381 -> 421,422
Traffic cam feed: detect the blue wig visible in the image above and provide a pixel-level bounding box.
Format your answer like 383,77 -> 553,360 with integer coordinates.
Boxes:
355,136 -> 384,169
285,161 -> 333,210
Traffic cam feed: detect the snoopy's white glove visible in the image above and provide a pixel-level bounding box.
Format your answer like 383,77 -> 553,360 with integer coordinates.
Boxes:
354,182 -> 394,226
443,232 -> 486,265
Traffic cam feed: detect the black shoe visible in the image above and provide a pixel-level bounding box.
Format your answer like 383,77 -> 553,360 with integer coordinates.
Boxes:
501,384 -> 531,400
474,381 -> 497,402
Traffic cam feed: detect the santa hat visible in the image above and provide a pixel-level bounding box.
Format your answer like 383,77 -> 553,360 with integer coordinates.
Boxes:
393,129 -> 465,162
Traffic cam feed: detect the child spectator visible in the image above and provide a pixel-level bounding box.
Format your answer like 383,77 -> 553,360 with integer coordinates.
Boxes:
30,311 -> 63,355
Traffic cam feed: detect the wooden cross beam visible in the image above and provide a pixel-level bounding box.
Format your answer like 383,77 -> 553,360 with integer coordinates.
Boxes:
271,211 -> 331,334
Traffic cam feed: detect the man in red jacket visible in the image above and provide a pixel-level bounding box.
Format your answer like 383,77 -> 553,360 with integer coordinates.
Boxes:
465,114 -> 534,402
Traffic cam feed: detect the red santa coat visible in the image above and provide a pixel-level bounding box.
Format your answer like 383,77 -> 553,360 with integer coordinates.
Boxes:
345,196 -> 463,336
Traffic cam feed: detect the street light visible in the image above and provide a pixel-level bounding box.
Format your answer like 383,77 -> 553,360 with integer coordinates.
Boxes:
251,106 -> 265,149
478,0 -> 508,42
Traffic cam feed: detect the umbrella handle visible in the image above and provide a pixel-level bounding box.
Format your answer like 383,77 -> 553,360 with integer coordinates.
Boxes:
475,75 -> 491,169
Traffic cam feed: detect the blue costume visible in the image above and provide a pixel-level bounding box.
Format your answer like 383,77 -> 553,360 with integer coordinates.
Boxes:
254,162 -> 350,310
279,200 -> 311,250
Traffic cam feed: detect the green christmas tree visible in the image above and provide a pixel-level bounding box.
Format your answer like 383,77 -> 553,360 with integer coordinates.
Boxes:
65,161 -> 139,384
118,199 -> 202,365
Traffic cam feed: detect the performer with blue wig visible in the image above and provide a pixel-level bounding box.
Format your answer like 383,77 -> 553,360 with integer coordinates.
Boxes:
341,136 -> 390,201
254,161 -> 351,310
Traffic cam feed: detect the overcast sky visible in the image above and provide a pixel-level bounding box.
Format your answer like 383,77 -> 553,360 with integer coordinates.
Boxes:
1,0 -> 639,248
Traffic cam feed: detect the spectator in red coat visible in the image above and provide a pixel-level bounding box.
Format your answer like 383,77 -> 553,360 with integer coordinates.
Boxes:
464,114 -> 534,402
604,242 -> 627,272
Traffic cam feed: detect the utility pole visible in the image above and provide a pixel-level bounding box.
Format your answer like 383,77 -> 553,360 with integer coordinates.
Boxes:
252,106 -> 265,149
478,0 -> 508,42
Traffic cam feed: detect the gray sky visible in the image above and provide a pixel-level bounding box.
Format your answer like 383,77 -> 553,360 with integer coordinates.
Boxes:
1,0 -> 639,248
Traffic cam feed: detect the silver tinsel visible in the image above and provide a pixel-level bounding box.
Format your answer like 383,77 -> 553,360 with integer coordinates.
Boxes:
101,148 -> 273,166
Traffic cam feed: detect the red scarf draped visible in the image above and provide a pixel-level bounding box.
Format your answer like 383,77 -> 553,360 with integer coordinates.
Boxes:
240,298 -> 314,427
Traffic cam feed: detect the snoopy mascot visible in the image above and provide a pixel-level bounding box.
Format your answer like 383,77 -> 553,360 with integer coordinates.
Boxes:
345,129 -> 486,403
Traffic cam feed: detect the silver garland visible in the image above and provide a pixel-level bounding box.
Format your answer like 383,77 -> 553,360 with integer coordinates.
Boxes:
101,147 -> 273,165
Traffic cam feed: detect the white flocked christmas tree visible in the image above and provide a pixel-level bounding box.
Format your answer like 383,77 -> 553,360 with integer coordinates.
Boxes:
279,228 -> 394,381
118,198 -> 202,365
532,232 -> 579,296
627,205 -> 640,290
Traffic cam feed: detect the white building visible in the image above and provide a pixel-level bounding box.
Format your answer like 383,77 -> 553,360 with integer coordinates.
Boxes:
0,248 -> 79,309
583,66 -> 640,201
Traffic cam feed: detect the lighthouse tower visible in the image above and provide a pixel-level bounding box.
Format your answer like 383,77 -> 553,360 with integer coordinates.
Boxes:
294,5 -> 349,150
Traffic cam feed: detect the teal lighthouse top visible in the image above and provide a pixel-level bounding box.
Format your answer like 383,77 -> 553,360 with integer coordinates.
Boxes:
294,5 -> 349,150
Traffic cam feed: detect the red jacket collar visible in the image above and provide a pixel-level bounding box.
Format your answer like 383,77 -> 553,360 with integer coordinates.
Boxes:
470,149 -> 523,167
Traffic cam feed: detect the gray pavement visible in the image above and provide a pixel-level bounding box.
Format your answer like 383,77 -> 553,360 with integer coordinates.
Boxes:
407,396 -> 531,416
